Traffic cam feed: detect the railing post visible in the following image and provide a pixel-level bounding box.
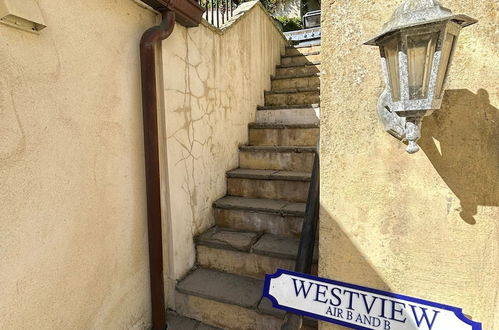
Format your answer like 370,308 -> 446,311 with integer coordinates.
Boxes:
280,142 -> 320,330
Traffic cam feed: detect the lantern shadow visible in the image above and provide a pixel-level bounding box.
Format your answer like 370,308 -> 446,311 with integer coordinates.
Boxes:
419,89 -> 499,224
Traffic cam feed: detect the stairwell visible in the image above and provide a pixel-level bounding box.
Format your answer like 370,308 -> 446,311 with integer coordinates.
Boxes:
169,43 -> 321,330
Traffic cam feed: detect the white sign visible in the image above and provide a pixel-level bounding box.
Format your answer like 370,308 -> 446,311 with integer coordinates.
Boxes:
263,269 -> 481,330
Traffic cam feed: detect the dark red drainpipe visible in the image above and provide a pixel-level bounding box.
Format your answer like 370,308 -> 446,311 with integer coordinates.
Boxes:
139,8 -> 175,330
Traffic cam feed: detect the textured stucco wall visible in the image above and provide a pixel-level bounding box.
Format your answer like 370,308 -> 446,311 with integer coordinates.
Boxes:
160,2 -> 287,287
0,0 -> 156,328
320,0 -> 498,329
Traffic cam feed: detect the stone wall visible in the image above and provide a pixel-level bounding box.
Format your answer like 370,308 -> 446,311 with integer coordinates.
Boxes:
160,1 -> 287,291
320,0 -> 498,329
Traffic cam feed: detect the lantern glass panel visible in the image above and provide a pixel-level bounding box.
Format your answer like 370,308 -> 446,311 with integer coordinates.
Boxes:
435,32 -> 457,97
407,32 -> 438,99
383,37 -> 401,101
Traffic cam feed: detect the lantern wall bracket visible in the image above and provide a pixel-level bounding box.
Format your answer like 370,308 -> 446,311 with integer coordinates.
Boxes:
377,87 -> 423,153
365,0 -> 477,154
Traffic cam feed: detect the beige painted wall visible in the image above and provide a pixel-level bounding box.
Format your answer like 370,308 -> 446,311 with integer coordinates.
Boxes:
0,0 -> 157,328
320,0 -> 498,329
160,1 -> 287,286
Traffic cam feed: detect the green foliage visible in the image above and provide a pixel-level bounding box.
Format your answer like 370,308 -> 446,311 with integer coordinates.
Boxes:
275,16 -> 303,32
237,0 -> 304,31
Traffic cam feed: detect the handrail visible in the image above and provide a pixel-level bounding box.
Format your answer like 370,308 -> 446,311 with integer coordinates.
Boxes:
281,142 -> 320,330
197,0 -> 240,28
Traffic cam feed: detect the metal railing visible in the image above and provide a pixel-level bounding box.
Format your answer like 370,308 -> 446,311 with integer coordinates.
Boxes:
281,144 -> 320,330
197,0 -> 240,28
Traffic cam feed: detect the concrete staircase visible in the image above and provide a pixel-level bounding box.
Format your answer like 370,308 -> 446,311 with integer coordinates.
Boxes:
171,44 -> 321,330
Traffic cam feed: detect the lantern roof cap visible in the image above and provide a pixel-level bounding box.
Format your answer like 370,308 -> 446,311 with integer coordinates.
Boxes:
365,0 -> 477,46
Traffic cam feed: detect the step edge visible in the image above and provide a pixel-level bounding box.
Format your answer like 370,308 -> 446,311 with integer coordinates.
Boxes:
176,286 -> 259,310
213,198 -> 306,217
256,299 -> 319,327
277,61 -> 321,68
166,311 -> 223,330
271,72 -> 320,81
265,88 -> 320,95
239,145 -> 317,153
281,51 -> 321,58
196,240 -> 298,260
195,227 -> 264,252
248,122 -> 319,129
176,279 -> 318,325
286,44 -> 321,49
257,104 -> 320,110
176,268 -> 263,309
212,203 -> 305,217
226,170 -> 311,182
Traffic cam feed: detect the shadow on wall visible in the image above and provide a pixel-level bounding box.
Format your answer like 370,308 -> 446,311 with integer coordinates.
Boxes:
319,207 -> 391,293
419,89 -> 499,225
319,209 -> 444,329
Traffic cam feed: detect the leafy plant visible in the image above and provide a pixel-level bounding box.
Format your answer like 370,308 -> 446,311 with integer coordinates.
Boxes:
275,16 -> 303,31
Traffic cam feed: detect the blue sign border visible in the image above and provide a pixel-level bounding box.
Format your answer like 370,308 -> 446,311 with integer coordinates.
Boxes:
263,269 -> 482,330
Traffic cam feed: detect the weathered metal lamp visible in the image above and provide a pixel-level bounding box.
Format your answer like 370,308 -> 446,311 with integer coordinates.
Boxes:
364,0 -> 477,153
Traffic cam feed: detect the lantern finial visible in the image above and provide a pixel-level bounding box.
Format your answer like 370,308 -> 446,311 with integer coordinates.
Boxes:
365,0 -> 476,46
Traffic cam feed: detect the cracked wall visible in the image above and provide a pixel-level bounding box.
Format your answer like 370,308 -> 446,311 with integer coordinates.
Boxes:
160,2 -> 287,290
320,0 -> 498,329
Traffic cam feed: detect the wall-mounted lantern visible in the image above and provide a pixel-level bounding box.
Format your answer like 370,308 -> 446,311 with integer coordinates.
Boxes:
364,0 -> 476,153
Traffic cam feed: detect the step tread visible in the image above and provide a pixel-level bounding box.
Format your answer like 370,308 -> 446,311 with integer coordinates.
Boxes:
213,196 -> 306,216
281,51 -> 320,58
167,312 -> 222,330
277,61 -> 321,68
265,87 -> 320,95
227,168 -> 311,181
249,122 -> 319,129
239,145 -> 317,153
176,269 -> 317,327
252,233 -> 300,260
286,44 -> 321,50
257,297 -> 318,327
197,227 -> 262,252
177,268 -> 263,309
272,72 -> 320,80
257,104 -> 320,111
255,233 -> 318,261
197,226 -> 319,260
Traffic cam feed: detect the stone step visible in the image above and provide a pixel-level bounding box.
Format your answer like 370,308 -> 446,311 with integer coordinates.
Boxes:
227,168 -> 310,202
249,123 -> 319,147
167,311 -> 221,330
271,73 -> 320,90
175,268 -> 317,330
275,63 -> 320,77
256,104 -> 320,125
280,53 -> 321,66
285,45 -> 321,56
213,196 -> 305,237
196,227 -> 319,279
239,145 -> 316,172
264,88 -> 320,107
